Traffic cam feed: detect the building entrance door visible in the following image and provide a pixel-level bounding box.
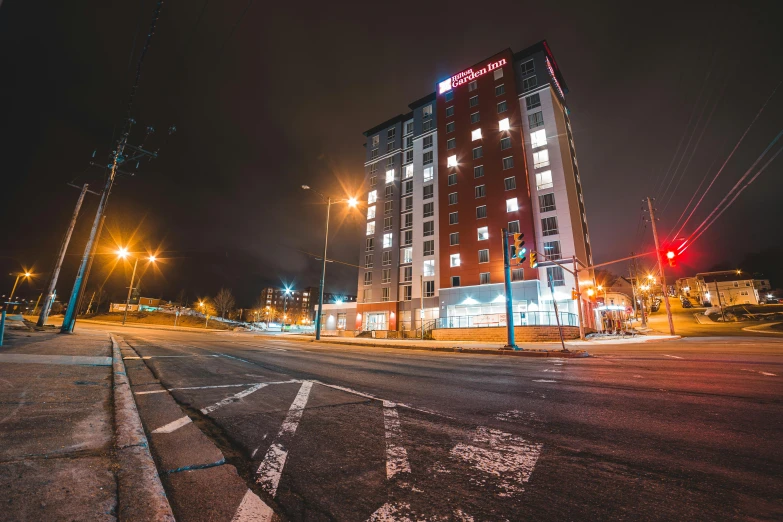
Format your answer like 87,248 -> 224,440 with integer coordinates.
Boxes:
366,312 -> 387,331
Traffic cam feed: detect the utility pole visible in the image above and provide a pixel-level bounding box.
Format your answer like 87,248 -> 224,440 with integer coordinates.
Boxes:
629,257 -> 637,320
315,197 -> 331,341
122,258 -> 139,326
38,184 -> 88,327
632,253 -> 647,327
647,197 -> 675,335
76,214 -> 106,315
501,229 -> 518,350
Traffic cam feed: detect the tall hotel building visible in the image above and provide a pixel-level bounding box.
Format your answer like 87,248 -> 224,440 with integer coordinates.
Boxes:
353,41 -> 593,333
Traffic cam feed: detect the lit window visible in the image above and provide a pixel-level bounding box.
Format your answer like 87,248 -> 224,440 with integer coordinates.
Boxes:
372,135 -> 380,147
530,129 -> 547,148
368,190 -> 377,204
423,260 -> 435,276
472,128 -> 482,141
450,253 -> 461,267
447,155 -> 457,167
383,233 -> 393,248
506,198 -> 519,212
382,287 -> 390,301
367,206 -> 376,220
533,149 -> 550,169
403,164 -> 413,179
499,118 -> 510,131
366,222 -> 375,235
478,249 -> 489,263
382,269 -> 391,284
386,169 -> 395,184
536,170 -> 553,190
438,79 -> 452,94
477,226 -> 489,240
423,166 -> 434,182
402,247 -> 413,264
450,232 -> 459,245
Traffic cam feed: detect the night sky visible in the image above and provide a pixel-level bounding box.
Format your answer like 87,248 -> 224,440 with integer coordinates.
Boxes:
1,0 -> 782,308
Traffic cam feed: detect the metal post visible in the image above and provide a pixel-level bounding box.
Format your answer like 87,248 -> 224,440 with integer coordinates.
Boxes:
629,259 -> 638,320
501,229 -> 518,350
315,198 -> 331,341
715,282 -> 726,322
420,274 -> 424,340
548,274 -> 568,352
31,293 -> 42,316
38,184 -> 88,326
573,255 -> 585,340
76,214 -> 106,316
283,293 -> 288,332
647,197 -> 675,335
122,258 -> 139,326
0,309 -> 5,346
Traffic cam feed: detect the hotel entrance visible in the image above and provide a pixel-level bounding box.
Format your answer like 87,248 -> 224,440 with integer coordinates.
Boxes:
365,312 -> 388,331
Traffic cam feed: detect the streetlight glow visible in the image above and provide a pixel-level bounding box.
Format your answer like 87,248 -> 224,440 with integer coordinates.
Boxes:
117,247 -> 128,258
347,197 -> 358,207
149,255 -> 156,263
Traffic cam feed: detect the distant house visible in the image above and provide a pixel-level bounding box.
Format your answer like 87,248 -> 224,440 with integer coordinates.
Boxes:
110,297 -> 164,313
695,272 -> 759,306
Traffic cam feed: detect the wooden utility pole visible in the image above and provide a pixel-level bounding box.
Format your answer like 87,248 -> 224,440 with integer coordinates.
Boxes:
647,197 -> 675,335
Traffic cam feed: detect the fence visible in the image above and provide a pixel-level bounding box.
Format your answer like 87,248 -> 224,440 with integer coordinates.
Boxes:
436,311 -> 578,329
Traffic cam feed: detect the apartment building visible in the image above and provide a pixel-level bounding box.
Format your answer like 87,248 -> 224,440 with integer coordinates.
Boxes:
355,40 -> 593,331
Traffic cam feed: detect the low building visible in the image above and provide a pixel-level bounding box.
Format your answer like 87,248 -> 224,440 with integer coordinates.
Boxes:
696,271 -> 760,306
109,297 -> 164,313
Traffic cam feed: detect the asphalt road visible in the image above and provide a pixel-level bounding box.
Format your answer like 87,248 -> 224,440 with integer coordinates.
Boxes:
81,323 -> 783,521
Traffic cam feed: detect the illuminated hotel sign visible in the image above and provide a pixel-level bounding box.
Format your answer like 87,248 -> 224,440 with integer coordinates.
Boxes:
545,57 -> 565,100
439,58 -> 507,94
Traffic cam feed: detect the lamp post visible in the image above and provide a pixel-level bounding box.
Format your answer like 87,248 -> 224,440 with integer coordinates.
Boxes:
301,185 -> 357,341
282,286 -> 291,331
117,248 -> 156,326
8,272 -> 32,302
199,301 -> 208,328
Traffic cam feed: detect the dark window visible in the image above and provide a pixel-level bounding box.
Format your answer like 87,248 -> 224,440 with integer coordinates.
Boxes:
502,156 -> 514,170
424,280 -> 435,297
522,76 -> 538,91
525,93 -> 541,110
500,137 -> 512,150
512,268 -> 524,282
450,232 -> 459,245
495,84 -> 505,96
384,216 -> 392,231
423,202 -> 434,217
366,238 -> 374,251
470,112 -> 480,124
403,213 -> 413,228
447,138 -> 456,150
473,147 -> 483,159
385,200 -> 393,214
424,221 -> 434,236
423,185 -> 434,199
469,95 -> 479,107
385,185 -> 393,198
468,80 -> 477,92
547,266 -> 565,287
480,272 -> 491,284
476,205 -> 487,219
508,220 -> 520,234
423,240 -> 434,256
478,249 -> 489,263
423,120 -> 433,131
497,101 -> 507,113
543,240 -> 561,260
403,180 -> 413,195
474,185 -> 486,198
542,216 -> 559,236
539,192 -> 556,212
451,276 -> 461,287
521,59 -> 535,75
423,135 -> 433,148
446,106 -> 454,117
448,173 -> 457,186
423,151 -> 433,164
446,122 -> 455,133
444,90 -> 454,102
528,111 -> 544,129
504,176 -> 516,190
448,192 -> 458,205
449,212 -> 459,225
474,165 -> 484,178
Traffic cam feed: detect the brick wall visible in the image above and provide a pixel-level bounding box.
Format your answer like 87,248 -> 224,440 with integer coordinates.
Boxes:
432,326 -> 580,342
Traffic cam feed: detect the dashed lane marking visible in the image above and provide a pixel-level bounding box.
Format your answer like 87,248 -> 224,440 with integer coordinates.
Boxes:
741,369 -> 777,376
151,415 -> 192,434
663,354 -> 684,359
382,401 -> 411,479
532,379 -> 556,383
256,380 -> 313,497
230,488 -> 275,522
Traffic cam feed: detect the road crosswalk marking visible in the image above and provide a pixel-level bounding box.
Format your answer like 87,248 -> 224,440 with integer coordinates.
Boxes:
382,401 -> 411,479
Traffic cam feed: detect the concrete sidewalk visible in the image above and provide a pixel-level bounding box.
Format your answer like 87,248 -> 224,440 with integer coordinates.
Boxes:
0,327 -> 173,521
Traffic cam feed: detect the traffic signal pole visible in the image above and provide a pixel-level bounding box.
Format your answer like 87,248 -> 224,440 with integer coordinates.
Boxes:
647,197 -> 675,336
501,229 -> 518,350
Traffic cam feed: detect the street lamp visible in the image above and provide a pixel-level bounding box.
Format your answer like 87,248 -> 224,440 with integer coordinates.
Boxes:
199,301 -> 209,328
282,285 -> 292,331
8,271 -> 32,302
117,248 -> 156,326
301,184 -> 358,340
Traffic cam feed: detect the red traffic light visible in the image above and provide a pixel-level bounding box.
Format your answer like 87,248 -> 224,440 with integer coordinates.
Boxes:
666,250 -> 676,267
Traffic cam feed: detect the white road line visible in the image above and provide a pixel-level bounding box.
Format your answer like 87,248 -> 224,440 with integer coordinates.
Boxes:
172,383 -> 268,391
151,415 -> 192,434
230,488 -> 275,522
532,379 -> 556,383
201,383 -> 269,415
256,380 -> 313,497
663,354 -> 683,359
134,389 -> 168,395
382,401 -> 411,479
741,369 -> 777,376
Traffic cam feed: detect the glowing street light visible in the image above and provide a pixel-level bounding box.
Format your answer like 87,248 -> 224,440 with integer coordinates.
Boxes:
117,248 -> 157,326
8,271 -> 32,302
301,185 -> 359,340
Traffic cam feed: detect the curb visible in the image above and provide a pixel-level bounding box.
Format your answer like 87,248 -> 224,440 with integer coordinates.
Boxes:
292,337 -> 589,358
85,319 -> 225,333
742,322 -> 783,335
111,334 -> 176,521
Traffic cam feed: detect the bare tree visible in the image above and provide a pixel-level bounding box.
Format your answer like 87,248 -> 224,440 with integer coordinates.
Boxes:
213,288 -> 235,319
176,289 -> 187,308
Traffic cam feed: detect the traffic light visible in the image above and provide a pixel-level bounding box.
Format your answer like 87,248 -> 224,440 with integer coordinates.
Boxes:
529,251 -> 538,268
571,289 -> 579,300
509,233 -> 526,262
666,250 -> 676,267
